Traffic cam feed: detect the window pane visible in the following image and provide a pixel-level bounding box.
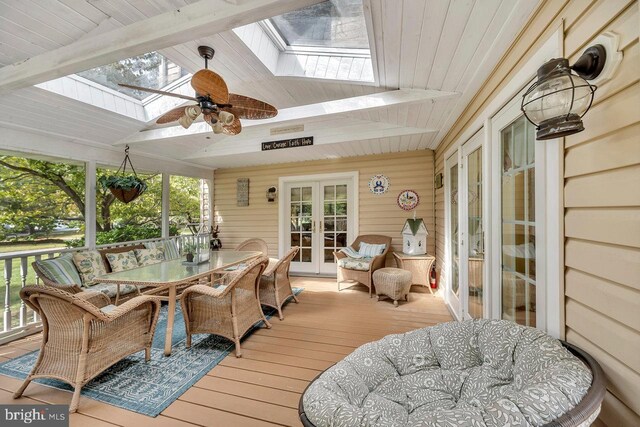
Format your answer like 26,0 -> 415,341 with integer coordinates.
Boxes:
301,217 -> 312,231
291,203 -> 301,216
301,233 -> 313,247
336,233 -> 347,247
336,201 -> 347,215
528,226 -> 536,280
302,187 -> 313,201
324,202 -> 335,215
515,224 -> 526,275
502,127 -> 513,172
335,218 -> 347,231
513,120 -> 526,168
513,171 -> 525,221
324,185 -> 335,200
291,187 -> 301,201
170,175 -> 204,235
324,233 -> 336,247
301,248 -> 312,262
325,218 -> 335,231
324,249 -> 335,262
336,184 -> 347,200
527,168 -> 535,221
302,202 -> 312,215
270,0 -> 370,49
76,52 -> 188,101
291,233 -> 301,246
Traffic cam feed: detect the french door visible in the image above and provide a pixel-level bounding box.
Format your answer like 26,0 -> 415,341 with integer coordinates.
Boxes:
284,177 -> 355,275
445,131 -> 486,320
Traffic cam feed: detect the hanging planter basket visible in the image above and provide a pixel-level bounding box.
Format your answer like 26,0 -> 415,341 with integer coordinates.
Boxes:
98,146 -> 147,204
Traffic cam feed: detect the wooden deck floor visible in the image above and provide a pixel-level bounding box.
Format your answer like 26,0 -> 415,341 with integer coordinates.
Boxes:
0,277 -> 452,427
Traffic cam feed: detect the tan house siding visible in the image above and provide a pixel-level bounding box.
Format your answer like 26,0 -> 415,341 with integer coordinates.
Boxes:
213,151 -> 435,264
433,0 -> 639,425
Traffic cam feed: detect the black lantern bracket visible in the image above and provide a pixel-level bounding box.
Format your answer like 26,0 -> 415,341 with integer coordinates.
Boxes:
572,32 -> 623,84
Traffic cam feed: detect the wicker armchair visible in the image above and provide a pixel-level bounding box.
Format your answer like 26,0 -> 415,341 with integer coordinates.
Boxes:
14,286 -> 160,413
259,246 -> 300,320
334,235 -> 393,297
180,256 -> 271,357
235,238 -> 269,255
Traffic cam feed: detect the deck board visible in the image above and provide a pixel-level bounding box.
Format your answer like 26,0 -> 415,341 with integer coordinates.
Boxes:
0,277 -> 452,426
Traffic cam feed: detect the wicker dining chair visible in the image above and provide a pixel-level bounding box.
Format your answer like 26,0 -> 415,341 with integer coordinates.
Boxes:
235,238 -> 269,255
259,246 -> 300,320
14,286 -> 161,413
180,256 -> 271,357
334,235 -> 393,296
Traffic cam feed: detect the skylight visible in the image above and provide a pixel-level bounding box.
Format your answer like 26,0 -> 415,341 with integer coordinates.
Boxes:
76,52 -> 188,101
270,0 -> 369,49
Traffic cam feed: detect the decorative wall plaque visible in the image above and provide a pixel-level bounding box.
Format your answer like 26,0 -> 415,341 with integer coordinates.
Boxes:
397,189 -> 420,211
368,174 -> 390,195
237,178 -> 249,207
262,136 -> 313,151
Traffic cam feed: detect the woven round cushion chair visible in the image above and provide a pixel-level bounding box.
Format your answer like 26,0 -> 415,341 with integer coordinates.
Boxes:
372,268 -> 413,307
14,286 -> 161,413
299,320 -> 604,427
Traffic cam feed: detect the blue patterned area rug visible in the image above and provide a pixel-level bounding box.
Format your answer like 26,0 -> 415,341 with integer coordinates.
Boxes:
0,288 -> 303,417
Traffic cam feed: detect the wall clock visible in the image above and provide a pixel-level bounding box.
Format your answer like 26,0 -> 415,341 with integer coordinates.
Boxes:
368,174 -> 390,195
397,189 -> 419,211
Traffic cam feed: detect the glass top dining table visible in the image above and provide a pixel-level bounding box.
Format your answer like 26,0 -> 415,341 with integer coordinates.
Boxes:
97,250 -> 262,356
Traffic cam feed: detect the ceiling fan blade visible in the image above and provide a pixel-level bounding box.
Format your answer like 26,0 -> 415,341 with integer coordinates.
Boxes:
156,105 -> 190,124
117,83 -> 197,101
222,94 -> 278,120
191,69 -> 229,104
222,117 -> 242,135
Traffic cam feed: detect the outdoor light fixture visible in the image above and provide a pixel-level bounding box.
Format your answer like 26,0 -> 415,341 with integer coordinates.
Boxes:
521,44 -> 606,140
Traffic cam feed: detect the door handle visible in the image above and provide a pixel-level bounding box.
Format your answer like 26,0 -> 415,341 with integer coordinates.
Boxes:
320,221 -> 323,233
312,221 -> 316,232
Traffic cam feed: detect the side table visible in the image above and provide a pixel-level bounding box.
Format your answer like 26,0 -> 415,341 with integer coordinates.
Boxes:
393,253 -> 436,296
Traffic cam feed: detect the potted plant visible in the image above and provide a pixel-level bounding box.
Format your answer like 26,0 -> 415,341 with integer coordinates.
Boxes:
182,243 -> 197,263
99,145 -> 147,204
98,175 -> 147,204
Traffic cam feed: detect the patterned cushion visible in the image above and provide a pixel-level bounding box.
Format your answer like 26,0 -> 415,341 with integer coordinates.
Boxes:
72,250 -> 107,286
34,253 -> 82,286
302,320 -> 593,427
134,248 -> 165,266
338,257 -> 372,271
358,242 -> 386,257
145,239 -> 180,260
340,247 -> 364,259
88,283 -> 138,298
105,250 -> 139,272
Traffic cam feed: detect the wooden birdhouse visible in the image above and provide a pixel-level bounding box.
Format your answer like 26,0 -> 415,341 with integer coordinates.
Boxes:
402,217 -> 428,255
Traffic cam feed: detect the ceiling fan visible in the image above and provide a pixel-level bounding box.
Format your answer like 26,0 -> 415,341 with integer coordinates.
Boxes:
118,46 -> 277,135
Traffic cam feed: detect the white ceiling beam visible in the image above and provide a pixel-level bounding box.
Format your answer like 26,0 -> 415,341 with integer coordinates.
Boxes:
0,0 -> 322,94
118,89 -> 458,145
183,118 -> 437,159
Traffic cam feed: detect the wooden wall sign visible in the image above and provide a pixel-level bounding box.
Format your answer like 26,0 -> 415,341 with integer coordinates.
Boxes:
237,178 -> 249,207
262,136 -> 313,151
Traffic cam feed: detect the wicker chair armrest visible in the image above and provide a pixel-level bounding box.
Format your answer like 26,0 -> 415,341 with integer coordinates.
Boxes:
75,289 -> 110,308
334,251 -> 347,261
181,284 -> 226,299
102,295 -> 161,322
368,253 -> 388,272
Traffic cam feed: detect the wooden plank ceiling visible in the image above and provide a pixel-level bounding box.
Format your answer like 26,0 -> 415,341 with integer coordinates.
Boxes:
0,0 -> 540,168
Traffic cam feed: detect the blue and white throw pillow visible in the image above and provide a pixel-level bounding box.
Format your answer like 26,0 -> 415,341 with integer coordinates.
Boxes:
358,242 -> 386,257
339,247 -> 364,259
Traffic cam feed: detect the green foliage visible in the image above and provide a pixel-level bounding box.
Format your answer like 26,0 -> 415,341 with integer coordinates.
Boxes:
181,242 -> 197,254
65,225 -> 179,248
98,174 -> 147,192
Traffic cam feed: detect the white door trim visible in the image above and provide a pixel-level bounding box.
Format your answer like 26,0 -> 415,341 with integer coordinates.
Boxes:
441,25 -> 563,337
278,171 -> 359,265
444,151 -> 461,320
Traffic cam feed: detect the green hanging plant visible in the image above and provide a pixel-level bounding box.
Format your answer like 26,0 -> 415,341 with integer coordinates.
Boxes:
99,146 -> 147,204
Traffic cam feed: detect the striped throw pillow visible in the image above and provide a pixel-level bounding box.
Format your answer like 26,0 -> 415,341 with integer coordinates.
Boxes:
358,242 -> 386,257
34,253 -> 83,286
339,247 -> 364,259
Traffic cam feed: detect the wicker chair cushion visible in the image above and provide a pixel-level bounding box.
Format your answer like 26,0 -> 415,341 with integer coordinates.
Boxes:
337,257 -> 373,271
87,283 -> 138,298
358,242 -> 386,257
144,240 -> 180,260
134,248 -> 165,266
34,253 -> 83,286
72,250 -> 107,286
105,250 -> 139,272
302,320 -> 592,427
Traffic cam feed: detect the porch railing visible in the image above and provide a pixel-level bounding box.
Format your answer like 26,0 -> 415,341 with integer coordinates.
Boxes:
0,235 -> 193,345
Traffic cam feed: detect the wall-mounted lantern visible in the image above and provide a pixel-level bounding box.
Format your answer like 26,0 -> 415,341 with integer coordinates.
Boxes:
521,33 -> 622,140
266,186 -> 277,202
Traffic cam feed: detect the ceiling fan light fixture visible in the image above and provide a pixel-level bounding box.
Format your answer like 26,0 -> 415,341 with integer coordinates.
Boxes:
212,122 -> 224,134
178,114 -> 194,129
218,110 -> 235,125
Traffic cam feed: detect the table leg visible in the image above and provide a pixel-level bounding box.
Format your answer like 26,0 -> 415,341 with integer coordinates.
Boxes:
164,285 -> 177,356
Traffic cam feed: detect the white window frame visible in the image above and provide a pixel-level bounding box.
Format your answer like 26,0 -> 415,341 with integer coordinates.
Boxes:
442,25 -> 564,338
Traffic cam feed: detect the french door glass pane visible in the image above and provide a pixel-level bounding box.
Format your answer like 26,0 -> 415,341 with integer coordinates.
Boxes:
467,147 -> 483,319
323,184 -> 348,263
290,186 -> 313,262
501,116 -> 536,326
449,163 -> 459,296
